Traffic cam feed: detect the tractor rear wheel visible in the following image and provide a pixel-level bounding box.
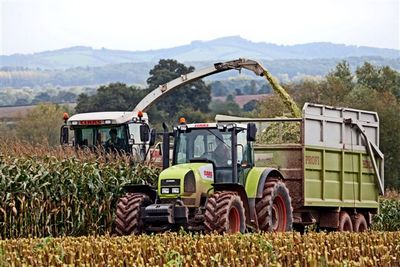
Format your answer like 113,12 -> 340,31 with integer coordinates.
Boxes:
115,193 -> 151,235
256,178 -> 293,232
338,211 -> 353,232
352,213 -> 368,232
204,191 -> 246,234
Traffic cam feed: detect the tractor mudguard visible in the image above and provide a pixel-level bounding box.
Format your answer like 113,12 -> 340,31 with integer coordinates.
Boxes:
245,168 -> 284,198
123,184 -> 157,202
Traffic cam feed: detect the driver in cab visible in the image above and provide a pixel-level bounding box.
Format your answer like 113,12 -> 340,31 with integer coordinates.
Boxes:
105,128 -> 124,152
212,141 -> 231,166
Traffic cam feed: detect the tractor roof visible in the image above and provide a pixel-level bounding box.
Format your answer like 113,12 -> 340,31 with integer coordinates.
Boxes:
67,111 -> 148,126
182,122 -> 248,130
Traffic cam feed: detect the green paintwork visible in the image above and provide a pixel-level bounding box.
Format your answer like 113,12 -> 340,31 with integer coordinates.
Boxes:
244,167 -> 267,198
159,163 -> 267,201
251,143 -> 379,211
304,146 -> 379,208
158,163 -> 214,206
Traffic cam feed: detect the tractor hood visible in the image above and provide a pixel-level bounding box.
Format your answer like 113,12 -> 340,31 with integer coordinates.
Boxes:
159,163 -> 214,182
158,163 -> 214,199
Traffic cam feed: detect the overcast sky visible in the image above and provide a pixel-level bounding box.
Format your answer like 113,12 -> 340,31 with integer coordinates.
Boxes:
1,0 -> 399,55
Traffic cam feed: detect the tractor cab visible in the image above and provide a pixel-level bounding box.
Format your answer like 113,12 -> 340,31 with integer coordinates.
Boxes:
60,111 -> 155,159
172,122 -> 256,184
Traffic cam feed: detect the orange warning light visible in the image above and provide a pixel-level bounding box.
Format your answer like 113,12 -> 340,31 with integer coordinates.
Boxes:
179,117 -> 186,124
63,112 -> 69,121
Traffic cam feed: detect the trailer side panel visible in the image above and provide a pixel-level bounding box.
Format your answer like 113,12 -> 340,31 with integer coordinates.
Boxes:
304,146 -> 379,208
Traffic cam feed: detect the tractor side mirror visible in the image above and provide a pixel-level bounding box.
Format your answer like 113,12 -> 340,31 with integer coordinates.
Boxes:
247,123 -> 257,142
140,124 -> 150,142
60,125 -> 69,145
149,129 -> 156,146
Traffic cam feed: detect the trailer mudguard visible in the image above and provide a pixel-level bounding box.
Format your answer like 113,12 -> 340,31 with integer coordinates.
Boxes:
245,167 -> 284,198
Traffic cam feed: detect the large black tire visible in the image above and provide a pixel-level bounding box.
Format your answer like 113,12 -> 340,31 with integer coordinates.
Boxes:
338,211 -> 353,232
204,191 -> 246,234
115,193 -> 151,235
256,178 -> 293,232
352,213 -> 367,232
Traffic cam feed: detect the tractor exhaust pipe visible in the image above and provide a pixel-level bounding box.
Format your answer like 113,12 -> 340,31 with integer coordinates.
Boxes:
162,122 -> 170,170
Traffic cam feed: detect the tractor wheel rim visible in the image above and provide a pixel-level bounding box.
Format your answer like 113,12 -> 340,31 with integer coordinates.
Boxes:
228,206 -> 241,233
272,195 -> 287,231
272,204 -> 279,230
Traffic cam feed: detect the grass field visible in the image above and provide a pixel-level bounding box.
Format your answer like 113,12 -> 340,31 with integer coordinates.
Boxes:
0,103 -> 76,119
0,105 -> 36,119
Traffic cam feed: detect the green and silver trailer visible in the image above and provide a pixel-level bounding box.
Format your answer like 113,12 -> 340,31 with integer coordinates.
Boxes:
217,102 -> 384,231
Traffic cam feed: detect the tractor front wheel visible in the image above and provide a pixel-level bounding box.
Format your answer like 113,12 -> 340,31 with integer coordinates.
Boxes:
256,178 -> 293,232
204,191 -> 246,234
115,193 -> 151,235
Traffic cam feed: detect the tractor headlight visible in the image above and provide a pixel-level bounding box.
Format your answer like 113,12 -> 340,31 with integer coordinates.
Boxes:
184,171 -> 196,193
161,188 -> 170,194
171,187 -> 180,194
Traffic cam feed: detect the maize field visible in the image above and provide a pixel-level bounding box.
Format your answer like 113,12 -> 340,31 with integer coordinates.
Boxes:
0,140 -> 159,239
1,140 -> 400,266
1,232 -> 399,266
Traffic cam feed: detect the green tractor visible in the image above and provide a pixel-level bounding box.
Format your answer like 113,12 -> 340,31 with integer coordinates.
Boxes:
115,120 -> 292,234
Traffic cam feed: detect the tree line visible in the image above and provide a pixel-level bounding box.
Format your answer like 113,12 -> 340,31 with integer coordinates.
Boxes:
253,61 -> 399,189
0,77 -> 268,107
1,57 -> 398,89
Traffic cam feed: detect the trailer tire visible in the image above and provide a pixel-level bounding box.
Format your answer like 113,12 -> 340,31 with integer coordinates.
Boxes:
256,178 -> 293,232
115,193 -> 151,235
352,213 -> 368,232
204,191 -> 246,234
338,211 -> 353,232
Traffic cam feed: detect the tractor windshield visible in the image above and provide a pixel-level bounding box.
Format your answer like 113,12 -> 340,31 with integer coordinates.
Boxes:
174,128 -> 232,168
74,125 -> 129,153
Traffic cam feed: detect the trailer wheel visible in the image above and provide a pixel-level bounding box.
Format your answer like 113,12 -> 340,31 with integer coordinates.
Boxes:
338,211 -> 353,232
204,191 -> 246,234
352,213 -> 368,232
115,193 -> 151,235
256,179 -> 293,232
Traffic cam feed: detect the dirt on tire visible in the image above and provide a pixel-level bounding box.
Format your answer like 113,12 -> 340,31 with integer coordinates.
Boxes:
338,211 -> 353,232
115,193 -> 151,235
352,213 -> 368,232
256,178 -> 293,232
204,191 -> 246,234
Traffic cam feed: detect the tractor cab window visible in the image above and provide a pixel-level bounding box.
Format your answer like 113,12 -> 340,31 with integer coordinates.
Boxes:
237,130 -> 249,165
76,128 -> 94,147
174,128 -> 232,168
193,135 -> 206,158
176,135 -> 187,164
128,122 -> 146,144
74,125 -> 128,153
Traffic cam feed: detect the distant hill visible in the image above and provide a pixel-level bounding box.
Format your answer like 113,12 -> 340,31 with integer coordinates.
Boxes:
1,36 -> 399,69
